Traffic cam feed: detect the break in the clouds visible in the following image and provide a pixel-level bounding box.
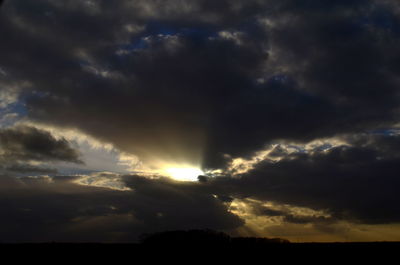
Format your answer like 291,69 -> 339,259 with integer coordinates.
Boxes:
1,0 -> 400,242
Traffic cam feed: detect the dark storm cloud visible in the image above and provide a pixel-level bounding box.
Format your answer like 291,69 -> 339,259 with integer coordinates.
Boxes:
206,134 -> 400,224
0,125 -> 81,163
0,174 -> 242,242
0,126 -> 81,175
2,0 -> 400,169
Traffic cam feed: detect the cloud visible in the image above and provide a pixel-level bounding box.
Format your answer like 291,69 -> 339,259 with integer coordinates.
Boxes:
2,0 -> 399,170
0,134 -> 399,242
1,0 -> 400,242
0,174 -> 243,243
0,125 -> 82,174
20,123 -> 142,174
208,134 -> 400,224
0,125 -> 81,163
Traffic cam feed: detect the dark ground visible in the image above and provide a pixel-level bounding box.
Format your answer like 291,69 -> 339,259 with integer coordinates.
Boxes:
1,242 -> 399,263
0,230 -> 398,261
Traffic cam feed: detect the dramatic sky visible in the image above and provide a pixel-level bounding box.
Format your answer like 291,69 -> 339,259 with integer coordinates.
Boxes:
1,0 -> 400,242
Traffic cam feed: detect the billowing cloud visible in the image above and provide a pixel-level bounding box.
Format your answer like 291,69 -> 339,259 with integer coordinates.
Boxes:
207,134 -> 400,224
0,125 -> 81,163
1,0 -> 398,169
0,0 -> 400,242
0,125 -> 81,173
0,174 -> 243,243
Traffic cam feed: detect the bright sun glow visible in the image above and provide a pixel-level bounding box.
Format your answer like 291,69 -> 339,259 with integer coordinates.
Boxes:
165,167 -> 204,181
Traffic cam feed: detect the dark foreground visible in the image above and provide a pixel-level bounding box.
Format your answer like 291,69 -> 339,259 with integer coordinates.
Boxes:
1,242 -> 399,262
0,230 -> 399,261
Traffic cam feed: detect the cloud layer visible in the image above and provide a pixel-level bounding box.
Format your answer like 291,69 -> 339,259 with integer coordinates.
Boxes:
1,0 -> 400,242
1,0 -> 398,168
0,175 -> 242,242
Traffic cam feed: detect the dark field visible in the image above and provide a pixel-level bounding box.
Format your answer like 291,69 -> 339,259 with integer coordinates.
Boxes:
1,231 -> 398,260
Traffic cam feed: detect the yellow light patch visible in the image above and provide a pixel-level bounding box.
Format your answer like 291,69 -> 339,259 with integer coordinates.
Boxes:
164,167 -> 204,182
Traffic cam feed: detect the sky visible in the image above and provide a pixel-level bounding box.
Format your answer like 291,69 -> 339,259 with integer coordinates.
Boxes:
1,0 -> 400,243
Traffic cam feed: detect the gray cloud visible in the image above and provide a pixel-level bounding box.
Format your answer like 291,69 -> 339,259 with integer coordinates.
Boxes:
206,134 -> 400,224
1,0 -> 398,169
0,126 -> 82,174
0,125 -> 81,163
0,174 -> 242,243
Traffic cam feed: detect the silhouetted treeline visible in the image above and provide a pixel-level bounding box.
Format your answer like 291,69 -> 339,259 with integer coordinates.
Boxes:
140,229 -> 290,247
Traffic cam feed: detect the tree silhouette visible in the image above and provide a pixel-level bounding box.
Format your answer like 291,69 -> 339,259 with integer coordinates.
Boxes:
140,229 -> 289,247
